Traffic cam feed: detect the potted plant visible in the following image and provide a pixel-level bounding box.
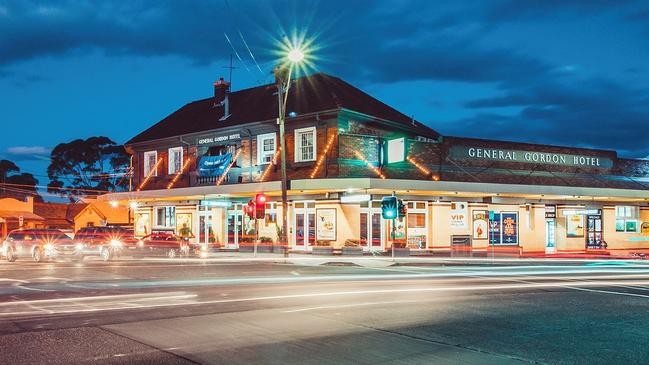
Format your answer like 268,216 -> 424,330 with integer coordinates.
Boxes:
312,240 -> 334,255
342,239 -> 363,256
392,240 -> 410,257
272,223 -> 288,254
256,236 -> 274,253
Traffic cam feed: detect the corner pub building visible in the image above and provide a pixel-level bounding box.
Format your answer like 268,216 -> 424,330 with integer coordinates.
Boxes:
100,73 -> 649,256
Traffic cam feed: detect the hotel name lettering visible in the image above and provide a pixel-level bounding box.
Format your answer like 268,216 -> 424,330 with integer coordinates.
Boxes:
450,146 -> 613,168
197,133 -> 241,145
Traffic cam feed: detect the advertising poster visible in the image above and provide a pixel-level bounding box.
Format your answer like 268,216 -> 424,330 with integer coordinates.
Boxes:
489,213 -> 501,245
450,202 -> 468,229
472,210 -> 489,240
316,208 -> 337,241
198,153 -> 232,177
134,212 -> 150,236
501,212 -> 518,245
641,222 -> 649,234
175,213 -> 193,237
566,214 -> 585,237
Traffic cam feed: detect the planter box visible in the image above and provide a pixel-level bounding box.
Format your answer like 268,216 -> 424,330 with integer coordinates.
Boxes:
392,247 -> 410,257
272,246 -> 288,254
239,244 -> 273,253
341,246 -> 363,256
312,246 -> 334,256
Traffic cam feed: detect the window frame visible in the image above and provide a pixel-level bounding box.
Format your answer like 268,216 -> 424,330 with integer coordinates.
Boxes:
294,127 -> 317,162
143,151 -> 158,177
257,132 -> 277,165
154,206 -> 176,228
615,205 -> 639,233
168,147 -> 183,175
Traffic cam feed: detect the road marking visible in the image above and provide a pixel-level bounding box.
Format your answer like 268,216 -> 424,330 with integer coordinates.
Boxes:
283,300 -> 424,313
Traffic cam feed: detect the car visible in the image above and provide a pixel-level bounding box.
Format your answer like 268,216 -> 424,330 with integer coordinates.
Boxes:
73,226 -> 137,262
134,233 -> 190,258
2,228 -> 83,263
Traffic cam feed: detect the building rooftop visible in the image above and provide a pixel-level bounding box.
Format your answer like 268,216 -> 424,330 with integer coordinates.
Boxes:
127,73 -> 439,145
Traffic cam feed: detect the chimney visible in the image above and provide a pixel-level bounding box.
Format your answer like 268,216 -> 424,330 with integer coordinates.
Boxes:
213,77 -> 231,119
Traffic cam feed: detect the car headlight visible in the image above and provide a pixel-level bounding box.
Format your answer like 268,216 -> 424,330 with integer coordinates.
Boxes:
110,239 -> 123,247
44,243 -> 54,250
76,243 -> 84,250
137,240 -> 144,248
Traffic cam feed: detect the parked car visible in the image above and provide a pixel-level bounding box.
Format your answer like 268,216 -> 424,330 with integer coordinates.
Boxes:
133,233 -> 190,258
74,226 -> 137,261
2,228 -> 83,263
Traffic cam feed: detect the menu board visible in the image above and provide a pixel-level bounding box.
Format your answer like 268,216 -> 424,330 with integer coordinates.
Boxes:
316,208 -> 337,241
566,214 -> 585,237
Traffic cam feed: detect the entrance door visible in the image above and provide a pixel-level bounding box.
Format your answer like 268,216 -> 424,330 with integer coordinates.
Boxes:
197,207 -> 214,249
545,219 -> 556,254
293,201 -> 315,250
586,214 -> 603,249
360,202 -> 385,251
226,204 -> 245,249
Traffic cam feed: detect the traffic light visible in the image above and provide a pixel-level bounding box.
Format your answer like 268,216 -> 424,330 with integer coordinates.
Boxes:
255,193 -> 267,219
397,199 -> 407,219
245,200 -> 255,219
381,196 -> 398,219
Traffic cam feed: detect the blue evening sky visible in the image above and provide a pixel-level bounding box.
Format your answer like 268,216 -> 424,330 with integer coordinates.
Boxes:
1,0 -> 648,188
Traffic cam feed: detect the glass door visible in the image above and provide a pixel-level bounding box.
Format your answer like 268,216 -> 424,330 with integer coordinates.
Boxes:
226,204 -> 244,249
586,214 -> 603,249
197,206 -> 214,249
293,201 -> 315,250
360,201 -> 385,251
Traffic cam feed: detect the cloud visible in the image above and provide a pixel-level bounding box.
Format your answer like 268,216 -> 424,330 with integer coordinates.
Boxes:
6,146 -> 51,161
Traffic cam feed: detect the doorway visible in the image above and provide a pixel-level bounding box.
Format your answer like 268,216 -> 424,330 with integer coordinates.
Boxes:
586,214 -> 603,249
360,201 -> 385,251
226,204 -> 245,249
197,206 -> 214,249
293,201 -> 315,250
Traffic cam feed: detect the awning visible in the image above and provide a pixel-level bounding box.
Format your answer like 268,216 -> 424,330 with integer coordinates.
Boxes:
0,211 -> 45,221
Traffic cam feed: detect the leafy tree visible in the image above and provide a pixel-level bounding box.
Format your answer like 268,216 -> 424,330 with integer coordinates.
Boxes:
0,159 -> 41,201
47,137 -> 130,199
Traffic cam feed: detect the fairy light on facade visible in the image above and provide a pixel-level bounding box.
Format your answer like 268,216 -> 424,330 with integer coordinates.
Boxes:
354,151 -> 385,179
260,147 -> 281,182
406,156 -> 431,175
167,156 -> 193,189
216,149 -> 242,186
310,134 -> 336,179
137,158 -> 162,191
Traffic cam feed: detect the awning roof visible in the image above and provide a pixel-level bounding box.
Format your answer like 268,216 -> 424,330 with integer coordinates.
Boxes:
0,211 -> 45,221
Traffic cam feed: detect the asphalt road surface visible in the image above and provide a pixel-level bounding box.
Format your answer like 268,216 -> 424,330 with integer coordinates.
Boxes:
1,257 -> 649,364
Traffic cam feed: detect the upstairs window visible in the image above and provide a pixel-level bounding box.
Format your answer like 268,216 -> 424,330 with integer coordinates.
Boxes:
143,151 -> 158,177
168,147 -> 183,175
294,127 -> 316,162
257,133 -> 277,165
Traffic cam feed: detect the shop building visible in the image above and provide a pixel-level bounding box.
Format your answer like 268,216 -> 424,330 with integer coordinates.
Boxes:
100,73 -> 649,254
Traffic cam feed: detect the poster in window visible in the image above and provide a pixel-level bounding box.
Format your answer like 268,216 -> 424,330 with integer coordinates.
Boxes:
501,212 -> 518,245
489,213 -> 501,245
641,222 -> 649,234
472,210 -> 489,240
626,220 -> 638,232
566,214 -> 584,237
175,213 -> 193,238
316,208 -> 336,241
450,202 -> 468,229
615,219 -> 625,232
134,212 -> 150,237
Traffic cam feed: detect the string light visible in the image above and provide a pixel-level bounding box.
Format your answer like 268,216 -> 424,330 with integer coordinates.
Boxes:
406,156 -> 431,175
167,156 -> 194,189
354,151 -> 385,179
216,149 -> 242,186
137,158 -> 162,191
310,134 -> 336,179
260,147 -> 281,182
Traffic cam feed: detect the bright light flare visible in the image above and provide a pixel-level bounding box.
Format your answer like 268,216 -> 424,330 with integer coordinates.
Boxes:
287,48 -> 305,63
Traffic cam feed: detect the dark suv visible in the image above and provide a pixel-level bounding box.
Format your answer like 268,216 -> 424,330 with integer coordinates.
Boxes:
2,228 -> 81,263
74,226 -> 136,261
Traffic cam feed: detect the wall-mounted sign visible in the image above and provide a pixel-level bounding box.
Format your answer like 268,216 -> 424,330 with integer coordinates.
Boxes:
545,205 -> 556,219
316,208 -> 337,241
198,154 -> 232,177
197,133 -> 241,145
562,209 -> 601,216
386,138 -> 405,163
134,212 -> 150,236
641,222 -> 649,234
489,212 -> 518,245
449,146 -> 614,168
472,210 -> 489,240
176,213 -> 193,237
566,214 -> 585,237
450,202 -> 468,229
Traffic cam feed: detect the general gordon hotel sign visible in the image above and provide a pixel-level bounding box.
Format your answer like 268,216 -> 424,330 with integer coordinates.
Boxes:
450,146 -> 614,168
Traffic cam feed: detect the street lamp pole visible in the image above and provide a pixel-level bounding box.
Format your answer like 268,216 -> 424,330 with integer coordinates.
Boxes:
276,68 -> 290,257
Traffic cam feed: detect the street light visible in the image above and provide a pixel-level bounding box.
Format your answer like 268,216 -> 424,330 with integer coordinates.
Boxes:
276,46 -> 306,257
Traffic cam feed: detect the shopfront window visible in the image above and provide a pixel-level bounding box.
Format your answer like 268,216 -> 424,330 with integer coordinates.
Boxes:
406,201 -> 427,249
155,206 -> 175,228
615,206 -> 639,232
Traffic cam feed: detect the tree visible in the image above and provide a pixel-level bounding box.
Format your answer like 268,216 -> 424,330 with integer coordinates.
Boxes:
47,136 -> 130,200
0,159 -> 41,202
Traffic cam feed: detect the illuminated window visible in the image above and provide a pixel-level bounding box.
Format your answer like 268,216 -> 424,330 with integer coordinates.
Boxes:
257,133 -> 276,165
294,127 -> 316,162
143,151 -> 157,177
155,206 -> 176,228
168,147 -> 183,175
615,206 -> 639,232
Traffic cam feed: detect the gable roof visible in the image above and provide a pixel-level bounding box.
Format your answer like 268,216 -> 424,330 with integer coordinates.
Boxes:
127,73 -> 439,144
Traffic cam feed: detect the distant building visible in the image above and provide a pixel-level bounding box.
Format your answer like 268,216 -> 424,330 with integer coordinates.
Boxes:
0,197 -> 44,238
99,73 -> 649,255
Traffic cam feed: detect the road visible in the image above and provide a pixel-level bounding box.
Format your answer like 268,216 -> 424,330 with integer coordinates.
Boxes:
1,257 -> 649,364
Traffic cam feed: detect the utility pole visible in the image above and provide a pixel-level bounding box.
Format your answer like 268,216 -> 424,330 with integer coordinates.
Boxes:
276,67 -> 290,258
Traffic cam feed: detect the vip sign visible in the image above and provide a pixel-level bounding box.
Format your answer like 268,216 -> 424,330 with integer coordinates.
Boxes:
450,202 -> 468,229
